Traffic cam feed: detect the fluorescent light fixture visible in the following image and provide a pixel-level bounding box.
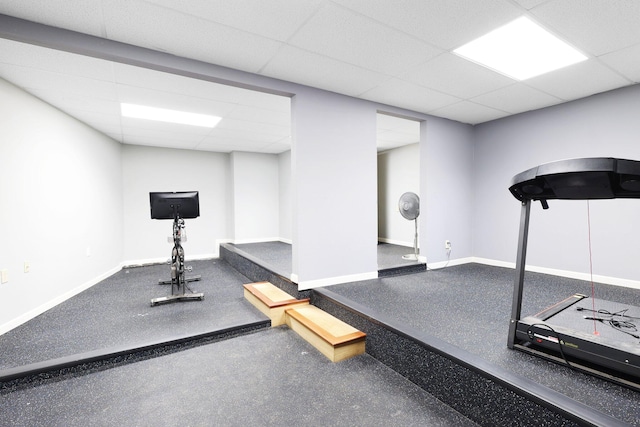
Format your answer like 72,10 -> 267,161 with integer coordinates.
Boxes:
121,103 -> 221,128
453,16 -> 587,80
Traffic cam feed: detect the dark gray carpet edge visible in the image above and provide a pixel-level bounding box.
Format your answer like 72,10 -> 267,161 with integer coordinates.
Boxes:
220,243 -> 307,299
312,287 -> 627,427
0,320 -> 269,394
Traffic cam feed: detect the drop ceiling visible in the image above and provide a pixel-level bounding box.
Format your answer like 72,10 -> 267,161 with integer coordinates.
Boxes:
1,0 -> 639,154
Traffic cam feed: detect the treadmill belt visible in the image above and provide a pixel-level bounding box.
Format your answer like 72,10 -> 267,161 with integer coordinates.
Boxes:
542,297 -> 640,350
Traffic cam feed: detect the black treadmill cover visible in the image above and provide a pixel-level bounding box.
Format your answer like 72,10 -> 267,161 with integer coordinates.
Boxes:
509,157 -> 640,203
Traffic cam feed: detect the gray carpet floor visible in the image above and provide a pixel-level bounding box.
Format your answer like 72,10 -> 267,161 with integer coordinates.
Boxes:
1,327 -> 477,426
1,242 -> 639,425
0,259 -> 265,369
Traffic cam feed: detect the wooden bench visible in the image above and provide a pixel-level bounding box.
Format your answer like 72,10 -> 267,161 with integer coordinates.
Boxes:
285,305 -> 366,362
243,281 -> 309,326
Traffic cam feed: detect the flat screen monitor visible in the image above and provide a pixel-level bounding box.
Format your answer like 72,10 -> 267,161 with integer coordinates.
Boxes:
149,191 -> 200,219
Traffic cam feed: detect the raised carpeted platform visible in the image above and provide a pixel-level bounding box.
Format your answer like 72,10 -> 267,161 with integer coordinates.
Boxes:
0,259 -> 267,370
221,242 -> 640,426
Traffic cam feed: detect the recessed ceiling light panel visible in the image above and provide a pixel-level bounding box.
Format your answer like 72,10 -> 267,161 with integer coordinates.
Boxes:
453,16 -> 587,81
121,103 -> 221,128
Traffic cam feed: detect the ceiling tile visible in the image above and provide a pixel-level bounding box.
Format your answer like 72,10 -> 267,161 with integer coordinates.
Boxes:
402,53 -> 515,99
377,113 -> 420,133
225,105 -> 291,128
207,127 -> 285,144
121,117 -> 213,137
430,101 -> 510,125
29,90 -> 120,116
378,133 -> 419,145
0,64 -> 118,101
471,83 -> 563,115
196,135 -> 279,152
526,59 -> 632,101
113,63 -> 234,98
216,117 -> 289,138
2,0 -> 640,139
260,45 -> 389,96
120,123 -> 209,149
334,0 -> 523,50
102,0 -> 283,73
599,44 -> 640,83
361,78 -> 460,113
147,0 -> 324,41
0,0 -> 106,37
0,39 -> 115,81
530,0 -> 640,55
116,85 -> 237,118
376,113 -> 420,151
255,142 -> 292,154
288,3 -> 442,76
114,62 -> 291,112
122,136 -> 199,150
120,123 -> 208,144
230,89 -> 291,113
58,110 -> 123,136
0,35 -> 294,154
511,0 -> 549,9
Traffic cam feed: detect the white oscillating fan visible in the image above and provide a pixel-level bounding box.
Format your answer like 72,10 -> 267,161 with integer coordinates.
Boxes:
398,192 -> 420,260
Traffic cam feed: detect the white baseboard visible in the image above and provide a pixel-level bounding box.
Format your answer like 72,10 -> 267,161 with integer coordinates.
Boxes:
0,263 -> 123,336
297,271 -> 378,290
426,256 -> 473,270
472,257 -> 640,290
122,253 -> 217,268
471,257 -> 514,269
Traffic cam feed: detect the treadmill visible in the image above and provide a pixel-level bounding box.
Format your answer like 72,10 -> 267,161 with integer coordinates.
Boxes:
507,157 -> 640,390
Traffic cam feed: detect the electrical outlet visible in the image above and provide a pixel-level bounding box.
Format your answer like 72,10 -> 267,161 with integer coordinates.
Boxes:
24,262 -> 30,273
1,269 -> 8,284
445,240 -> 451,250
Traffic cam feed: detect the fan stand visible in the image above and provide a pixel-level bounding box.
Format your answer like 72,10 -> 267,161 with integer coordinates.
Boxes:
402,218 -> 419,261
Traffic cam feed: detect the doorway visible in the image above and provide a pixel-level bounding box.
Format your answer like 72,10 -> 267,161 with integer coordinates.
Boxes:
376,113 -> 421,270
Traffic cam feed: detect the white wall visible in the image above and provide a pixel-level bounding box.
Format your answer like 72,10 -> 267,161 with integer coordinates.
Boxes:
229,151 -> 280,242
0,78 -> 123,332
421,118 -> 475,266
292,90 -> 379,288
279,150 -> 292,242
122,144 -> 229,262
378,143 -> 420,246
474,85 -> 640,286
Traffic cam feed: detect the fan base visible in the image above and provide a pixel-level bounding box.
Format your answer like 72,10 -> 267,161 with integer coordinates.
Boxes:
402,254 -> 419,261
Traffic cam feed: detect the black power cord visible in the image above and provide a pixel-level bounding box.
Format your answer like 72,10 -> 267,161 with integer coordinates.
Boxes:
527,323 -> 572,369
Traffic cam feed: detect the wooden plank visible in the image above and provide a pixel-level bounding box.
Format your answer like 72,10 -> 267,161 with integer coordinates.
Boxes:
285,305 -> 366,346
243,282 -> 304,308
286,314 -> 365,362
243,282 -> 309,327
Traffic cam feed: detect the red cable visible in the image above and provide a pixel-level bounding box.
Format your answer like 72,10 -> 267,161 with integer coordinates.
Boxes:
587,200 -> 599,335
